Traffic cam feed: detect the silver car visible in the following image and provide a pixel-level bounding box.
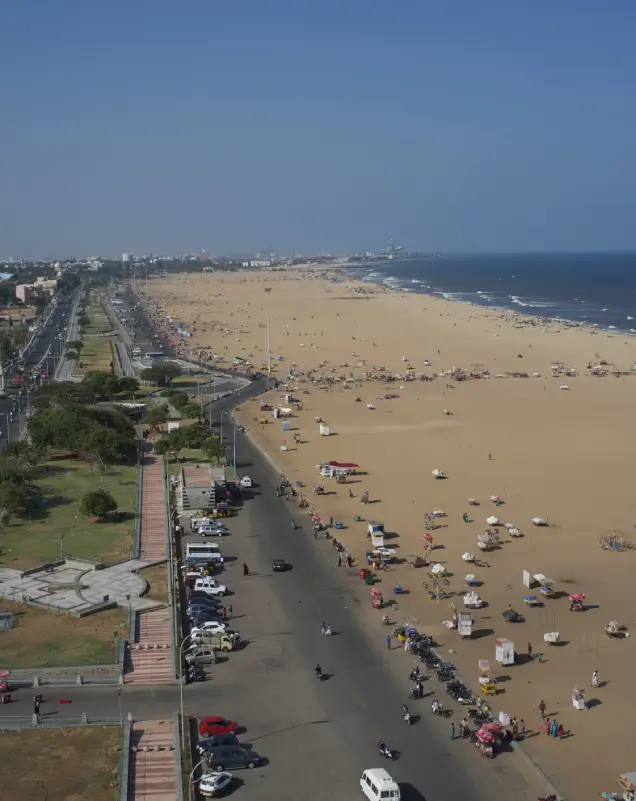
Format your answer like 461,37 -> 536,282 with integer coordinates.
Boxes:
185,647 -> 217,666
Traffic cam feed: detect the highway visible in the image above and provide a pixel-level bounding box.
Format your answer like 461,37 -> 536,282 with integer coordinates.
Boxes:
0,292 -> 75,451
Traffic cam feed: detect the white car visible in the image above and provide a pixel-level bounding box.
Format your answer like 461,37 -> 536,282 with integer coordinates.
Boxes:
191,621 -> 227,636
193,578 -> 227,596
199,771 -> 233,797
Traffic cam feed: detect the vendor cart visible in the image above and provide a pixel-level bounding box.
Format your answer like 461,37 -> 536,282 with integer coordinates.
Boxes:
371,588 -> 384,609
572,685 -> 587,710
458,613 -> 473,639
495,638 -> 515,665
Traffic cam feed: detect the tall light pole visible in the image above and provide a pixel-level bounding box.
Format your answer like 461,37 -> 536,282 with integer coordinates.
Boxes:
267,315 -> 271,375
189,757 -> 207,801
179,633 -> 193,751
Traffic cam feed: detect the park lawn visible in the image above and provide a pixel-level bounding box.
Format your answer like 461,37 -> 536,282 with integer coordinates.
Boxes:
140,564 -> 169,603
0,600 -> 127,669
0,727 -> 122,801
1,459 -> 138,570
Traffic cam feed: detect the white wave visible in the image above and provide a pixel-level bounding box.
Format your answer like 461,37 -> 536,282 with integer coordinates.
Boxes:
628,316 -> 634,320
411,278 -> 424,284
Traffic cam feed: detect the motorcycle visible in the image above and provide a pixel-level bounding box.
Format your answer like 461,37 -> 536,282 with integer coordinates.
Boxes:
403,712 -> 412,725
408,669 -> 422,682
377,742 -> 393,760
409,683 -> 425,700
431,701 -> 445,717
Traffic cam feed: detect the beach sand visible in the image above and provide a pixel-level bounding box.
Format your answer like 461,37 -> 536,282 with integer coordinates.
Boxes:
142,268 -> 636,798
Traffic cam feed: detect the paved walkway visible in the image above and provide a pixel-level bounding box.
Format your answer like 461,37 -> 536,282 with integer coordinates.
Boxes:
125,454 -> 174,685
129,718 -> 179,801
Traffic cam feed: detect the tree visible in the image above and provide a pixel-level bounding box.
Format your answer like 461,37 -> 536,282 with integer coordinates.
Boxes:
154,426 -> 189,462
31,381 -> 95,410
0,458 -> 35,516
2,440 -> 42,468
117,376 -> 140,395
202,436 -> 227,464
66,340 -> 84,354
140,360 -> 182,387
81,371 -> 121,398
80,489 -> 118,520
147,403 -> 169,428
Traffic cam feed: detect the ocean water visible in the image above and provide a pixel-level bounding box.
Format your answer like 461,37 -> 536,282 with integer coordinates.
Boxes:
345,253 -> 636,334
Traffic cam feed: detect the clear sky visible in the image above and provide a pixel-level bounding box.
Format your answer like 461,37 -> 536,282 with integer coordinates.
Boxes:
1,1 -> 635,257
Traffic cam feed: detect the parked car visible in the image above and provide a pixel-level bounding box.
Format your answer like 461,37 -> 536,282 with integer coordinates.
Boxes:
187,605 -> 222,620
198,717 -> 239,737
187,592 -> 222,604
199,771 -> 233,798
191,620 -> 226,636
272,558 -> 288,572
207,746 -> 261,771
193,578 -> 227,596
197,733 -> 239,754
198,525 -> 230,537
185,647 -> 217,666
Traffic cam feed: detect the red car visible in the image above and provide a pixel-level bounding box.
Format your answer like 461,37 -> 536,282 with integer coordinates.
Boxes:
198,717 -> 239,737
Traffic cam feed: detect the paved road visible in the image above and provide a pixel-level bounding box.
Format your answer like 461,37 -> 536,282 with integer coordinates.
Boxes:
0,293 -> 75,451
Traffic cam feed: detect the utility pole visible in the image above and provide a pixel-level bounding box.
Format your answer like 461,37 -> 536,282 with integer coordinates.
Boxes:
267,315 -> 271,375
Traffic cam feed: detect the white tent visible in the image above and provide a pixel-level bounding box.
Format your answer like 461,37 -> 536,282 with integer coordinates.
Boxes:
486,516 -> 500,526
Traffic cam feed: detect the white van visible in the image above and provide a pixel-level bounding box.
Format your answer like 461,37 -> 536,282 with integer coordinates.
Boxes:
240,476 -> 252,489
186,542 -> 224,564
360,769 -> 400,801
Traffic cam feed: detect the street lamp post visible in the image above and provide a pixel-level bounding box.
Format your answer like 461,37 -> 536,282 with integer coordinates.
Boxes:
116,688 -> 123,726
189,757 -> 207,801
179,634 -> 193,751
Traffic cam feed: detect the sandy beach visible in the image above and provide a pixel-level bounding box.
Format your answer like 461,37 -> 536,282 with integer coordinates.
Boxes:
141,268 -> 636,798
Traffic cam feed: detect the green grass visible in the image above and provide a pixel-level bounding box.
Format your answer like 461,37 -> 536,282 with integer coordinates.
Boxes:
0,599 -> 127,669
0,458 -> 138,569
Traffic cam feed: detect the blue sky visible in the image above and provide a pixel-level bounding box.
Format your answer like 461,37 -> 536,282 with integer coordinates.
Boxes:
1,1 -> 635,257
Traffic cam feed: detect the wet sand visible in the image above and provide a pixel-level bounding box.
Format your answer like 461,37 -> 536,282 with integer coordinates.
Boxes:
141,268 -> 636,798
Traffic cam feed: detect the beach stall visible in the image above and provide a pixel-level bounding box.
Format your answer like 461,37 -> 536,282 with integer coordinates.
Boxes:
495,638 -> 515,666
319,423 -> 330,436
458,613 -> 473,639
367,521 -> 385,548
432,469 -> 446,479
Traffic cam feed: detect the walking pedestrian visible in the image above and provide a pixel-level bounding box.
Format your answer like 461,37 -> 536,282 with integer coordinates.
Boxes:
527,641 -> 533,660
321,622 -> 327,636
226,604 -> 233,619
550,719 -> 558,737
221,607 -> 227,620
511,718 -> 518,740
329,516 -> 334,528
449,722 -> 455,740
386,634 -> 392,650
243,562 -> 249,576
459,718 -> 467,738
592,669 -> 599,688
538,699 -> 546,719
337,553 -> 342,567
520,719 -> 526,740
488,452 -> 492,460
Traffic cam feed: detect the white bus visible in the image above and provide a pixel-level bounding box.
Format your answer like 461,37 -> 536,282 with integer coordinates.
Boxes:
186,542 -> 224,563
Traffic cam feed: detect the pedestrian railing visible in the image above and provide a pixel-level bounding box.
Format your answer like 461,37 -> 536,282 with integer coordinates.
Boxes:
0,715 -> 123,730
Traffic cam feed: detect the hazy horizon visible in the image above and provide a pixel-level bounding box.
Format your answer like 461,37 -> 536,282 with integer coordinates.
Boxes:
1,1 -> 635,257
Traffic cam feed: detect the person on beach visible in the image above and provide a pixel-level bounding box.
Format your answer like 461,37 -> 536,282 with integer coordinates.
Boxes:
386,634 -> 392,650
592,669 -> 599,688
519,719 -> 526,740
243,563 -> 249,576
462,512 -> 469,523
550,719 -> 558,737
527,642 -> 533,660
511,717 -> 518,740
543,717 -> 551,735
449,722 -> 455,740
538,700 -> 546,719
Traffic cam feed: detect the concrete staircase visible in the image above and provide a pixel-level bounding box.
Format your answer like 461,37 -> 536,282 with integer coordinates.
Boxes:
125,453 -> 174,684
125,608 -> 173,684
129,719 -> 179,801
140,455 -> 168,562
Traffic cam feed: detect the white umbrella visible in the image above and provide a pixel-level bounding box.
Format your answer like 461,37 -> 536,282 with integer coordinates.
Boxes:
486,516 -> 500,526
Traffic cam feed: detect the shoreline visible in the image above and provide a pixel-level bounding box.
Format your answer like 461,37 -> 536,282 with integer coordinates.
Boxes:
139,268 -> 636,800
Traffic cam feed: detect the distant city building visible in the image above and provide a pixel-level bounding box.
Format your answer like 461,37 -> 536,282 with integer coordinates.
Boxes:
242,260 -> 271,268
121,253 -> 132,263
0,273 -> 17,282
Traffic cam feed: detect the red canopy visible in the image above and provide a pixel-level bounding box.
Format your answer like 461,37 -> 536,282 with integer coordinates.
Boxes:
327,461 -> 359,468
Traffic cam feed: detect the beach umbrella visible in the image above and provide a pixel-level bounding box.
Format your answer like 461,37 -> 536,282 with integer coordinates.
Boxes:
502,608 -> 519,621
569,593 -> 586,601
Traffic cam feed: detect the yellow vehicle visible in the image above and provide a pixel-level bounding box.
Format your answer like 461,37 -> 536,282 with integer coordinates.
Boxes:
480,682 -> 498,696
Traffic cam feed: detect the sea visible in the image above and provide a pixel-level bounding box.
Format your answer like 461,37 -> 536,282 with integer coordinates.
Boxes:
344,252 -> 636,334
